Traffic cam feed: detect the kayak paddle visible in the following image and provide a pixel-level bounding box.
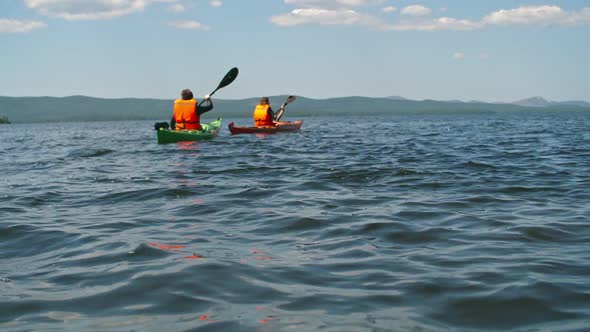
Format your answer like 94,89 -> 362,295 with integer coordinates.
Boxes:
275,95 -> 296,121
199,67 -> 239,106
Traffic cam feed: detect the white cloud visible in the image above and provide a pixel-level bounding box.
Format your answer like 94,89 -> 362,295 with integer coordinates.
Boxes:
272,8 -> 480,31
483,5 -> 590,26
273,4 -> 590,31
271,8 -> 382,27
382,6 -> 396,14
284,0 -> 385,8
0,19 -> 47,33
401,5 -> 431,16
483,5 -> 565,25
452,52 -> 465,60
385,17 -> 483,31
210,0 -> 222,7
24,0 -> 178,20
168,3 -> 185,13
169,20 -> 210,30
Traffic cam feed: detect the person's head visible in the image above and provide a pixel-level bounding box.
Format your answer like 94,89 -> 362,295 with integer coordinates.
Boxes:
259,97 -> 269,105
181,89 -> 193,100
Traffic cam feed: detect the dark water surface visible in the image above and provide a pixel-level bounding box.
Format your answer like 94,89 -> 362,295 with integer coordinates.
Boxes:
1,113 -> 590,331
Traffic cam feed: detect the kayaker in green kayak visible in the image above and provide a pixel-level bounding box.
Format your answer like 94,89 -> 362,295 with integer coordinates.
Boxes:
170,89 -> 214,131
253,97 -> 285,127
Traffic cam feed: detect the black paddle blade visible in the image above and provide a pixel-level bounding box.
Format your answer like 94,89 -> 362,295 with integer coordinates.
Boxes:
217,67 -> 239,90
204,67 -> 239,103
199,67 -> 239,106
286,95 -> 296,104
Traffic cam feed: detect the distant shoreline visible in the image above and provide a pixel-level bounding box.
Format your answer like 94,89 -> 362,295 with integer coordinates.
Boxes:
1,95 -> 589,123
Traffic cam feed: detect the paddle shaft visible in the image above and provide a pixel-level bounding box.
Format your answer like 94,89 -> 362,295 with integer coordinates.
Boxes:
275,96 -> 296,121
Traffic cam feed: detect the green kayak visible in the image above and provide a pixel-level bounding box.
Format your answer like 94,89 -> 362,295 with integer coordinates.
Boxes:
156,118 -> 222,144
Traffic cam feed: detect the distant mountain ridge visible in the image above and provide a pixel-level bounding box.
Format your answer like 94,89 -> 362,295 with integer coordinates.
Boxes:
512,96 -> 551,107
1,95 -> 589,123
386,96 -> 408,101
511,96 -> 590,108
392,95 -> 590,108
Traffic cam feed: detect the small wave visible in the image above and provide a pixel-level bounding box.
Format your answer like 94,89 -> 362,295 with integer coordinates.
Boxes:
126,242 -> 174,260
0,225 -> 19,240
395,210 -> 449,222
511,225 -> 575,242
284,217 -> 326,232
397,168 -> 421,176
432,294 -> 579,329
500,186 -> 569,194
67,148 -> 114,158
383,228 -> 446,244
461,161 -> 497,169
88,188 -> 197,205
329,248 -> 376,260
0,225 -> 86,259
14,191 -> 64,208
358,221 -> 407,233
465,195 -> 516,204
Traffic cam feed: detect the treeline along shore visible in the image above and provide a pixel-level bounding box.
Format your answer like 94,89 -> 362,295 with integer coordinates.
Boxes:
1,95 -> 589,123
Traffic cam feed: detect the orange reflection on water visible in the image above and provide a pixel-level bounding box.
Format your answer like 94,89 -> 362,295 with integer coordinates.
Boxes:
259,317 -> 273,324
184,254 -> 203,260
176,141 -> 199,151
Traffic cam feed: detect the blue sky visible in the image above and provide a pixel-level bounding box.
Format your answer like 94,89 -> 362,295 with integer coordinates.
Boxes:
1,0 -> 589,102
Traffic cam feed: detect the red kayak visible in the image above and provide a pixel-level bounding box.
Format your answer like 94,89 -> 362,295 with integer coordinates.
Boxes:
228,120 -> 303,135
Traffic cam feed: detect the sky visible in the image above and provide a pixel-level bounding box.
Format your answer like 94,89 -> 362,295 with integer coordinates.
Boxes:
1,0 -> 589,102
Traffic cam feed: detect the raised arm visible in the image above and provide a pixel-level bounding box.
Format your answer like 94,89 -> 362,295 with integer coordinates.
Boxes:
196,98 -> 214,116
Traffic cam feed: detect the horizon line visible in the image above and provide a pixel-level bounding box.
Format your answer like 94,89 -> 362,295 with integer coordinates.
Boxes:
1,94 -> 589,104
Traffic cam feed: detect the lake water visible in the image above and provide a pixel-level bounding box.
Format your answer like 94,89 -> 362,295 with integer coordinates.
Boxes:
1,112 -> 590,331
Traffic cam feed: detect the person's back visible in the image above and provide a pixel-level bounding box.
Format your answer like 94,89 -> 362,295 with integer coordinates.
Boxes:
253,97 -> 274,127
171,89 -> 213,130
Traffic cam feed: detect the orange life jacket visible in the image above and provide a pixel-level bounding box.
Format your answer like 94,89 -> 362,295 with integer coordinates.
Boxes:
173,99 -> 201,130
253,104 -> 274,127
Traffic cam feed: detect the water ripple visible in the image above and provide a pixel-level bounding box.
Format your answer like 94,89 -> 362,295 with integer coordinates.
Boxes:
1,113 -> 590,331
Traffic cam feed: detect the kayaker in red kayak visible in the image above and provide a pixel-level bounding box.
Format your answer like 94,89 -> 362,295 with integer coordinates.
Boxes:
253,97 -> 284,127
170,89 -> 213,130
229,95 -> 301,134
